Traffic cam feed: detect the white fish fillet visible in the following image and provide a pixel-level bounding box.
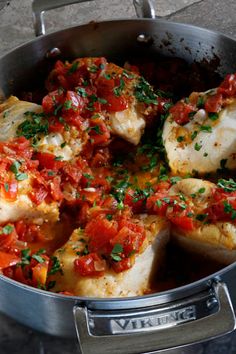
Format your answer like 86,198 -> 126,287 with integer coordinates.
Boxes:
163,98 -> 236,175
0,177 -> 59,224
169,178 -> 236,264
51,216 -> 169,297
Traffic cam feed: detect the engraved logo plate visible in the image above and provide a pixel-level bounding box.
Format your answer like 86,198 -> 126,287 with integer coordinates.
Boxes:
110,306 -> 196,334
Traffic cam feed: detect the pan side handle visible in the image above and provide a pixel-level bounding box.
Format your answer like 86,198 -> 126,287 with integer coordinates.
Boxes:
73,281 -> 236,354
32,0 -> 156,37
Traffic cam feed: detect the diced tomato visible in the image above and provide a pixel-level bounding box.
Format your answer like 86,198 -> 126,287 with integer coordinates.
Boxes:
2,266 -> 14,279
90,148 -> 110,167
0,251 -> 20,269
155,181 -> 171,192
169,101 -> 195,125
81,141 -> 94,161
97,77 -> 116,95
101,195 -> 118,210
48,119 -> 65,133
124,188 -> 145,214
89,118 -> 110,145
112,257 -> 131,273
91,177 -> 111,193
36,152 -> 65,170
127,64 -> 140,75
167,206 -> 195,231
74,253 -> 106,276
32,258 -> 49,286
218,74 -> 236,97
146,192 -> 169,216
0,179 -> 18,202
55,60 -> 67,73
29,175 -> 49,205
0,225 -> 16,249
16,222 -> 41,243
86,215 -> 118,253
0,137 -> 33,160
103,95 -> 128,112
62,91 -> 85,116
13,266 -> 29,284
77,189 -> 101,205
77,202 -> 90,227
62,163 -> 82,184
204,93 -> 223,113
110,225 -> 145,257
42,89 -> 64,114
59,291 -> 74,296
207,188 -> 236,222
50,176 -> 64,202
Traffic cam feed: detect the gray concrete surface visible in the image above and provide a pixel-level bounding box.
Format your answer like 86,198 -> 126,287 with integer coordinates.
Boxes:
0,0 -> 236,353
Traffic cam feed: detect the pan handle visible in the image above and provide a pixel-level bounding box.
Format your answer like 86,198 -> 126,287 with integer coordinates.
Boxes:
32,0 -> 156,37
73,281 -> 236,354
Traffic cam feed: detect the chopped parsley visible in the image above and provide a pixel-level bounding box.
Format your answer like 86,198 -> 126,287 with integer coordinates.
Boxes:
134,77 -> 158,105
177,136 -> 185,142
200,125 -> 212,133
60,142 -> 67,148
64,100 -> 72,110
197,96 -> 204,108
191,131 -> 198,141
113,78 -> 125,97
170,176 -> 182,185
0,225 -> 13,235
54,156 -> 63,161
32,254 -> 45,264
198,187 -> 206,194
106,214 -> 113,221
49,256 -> 63,275
76,245 -> 89,256
156,200 -> 162,208
217,178 -> 236,192
10,161 -> 28,181
111,243 -> 123,262
68,61 -> 79,74
76,87 -> 87,97
223,201 -> 236,219
83,173 -> 94,180
208,112 -> 219,121
20,248 -> 31,266
194,142 -> 202,151
196,214 -> 208,221
17,111 -> 48,140
89,65 -> 98,73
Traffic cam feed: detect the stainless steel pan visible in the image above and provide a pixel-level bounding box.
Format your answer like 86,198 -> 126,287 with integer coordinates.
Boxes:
0,1 -> 236,353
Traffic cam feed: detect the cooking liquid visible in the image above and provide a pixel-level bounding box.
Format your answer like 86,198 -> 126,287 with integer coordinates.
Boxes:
151,241 -> 225,293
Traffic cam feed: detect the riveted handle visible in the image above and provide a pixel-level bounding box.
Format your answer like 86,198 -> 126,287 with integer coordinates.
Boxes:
32,0 -> 156,36
73,282 -> 236,354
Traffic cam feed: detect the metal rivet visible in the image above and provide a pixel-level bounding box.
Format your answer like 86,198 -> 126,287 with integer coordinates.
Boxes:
206,297 -> 218,310
137,34 -> 153,45
46,47 -> 61,59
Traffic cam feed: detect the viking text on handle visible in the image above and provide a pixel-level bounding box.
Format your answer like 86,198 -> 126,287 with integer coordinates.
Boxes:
110,306 -> 196,333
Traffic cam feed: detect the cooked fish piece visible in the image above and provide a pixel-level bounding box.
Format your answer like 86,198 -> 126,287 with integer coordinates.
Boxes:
46,58 -> 162,146
0,177 -> 59,224
169,178 -> 236,264
102,63 -> 148,145
35,128 -> 86,161
50,215 -> 170,297
0,96 -> 42,142
0,96 -> 87,161
163,94 -> 236,175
